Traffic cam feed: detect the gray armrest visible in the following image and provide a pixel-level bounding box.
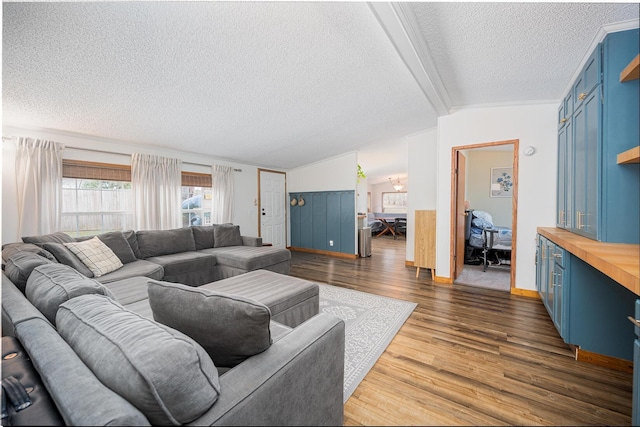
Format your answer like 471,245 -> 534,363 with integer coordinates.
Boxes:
241,235 -> 263,247
190,313 -> 345,426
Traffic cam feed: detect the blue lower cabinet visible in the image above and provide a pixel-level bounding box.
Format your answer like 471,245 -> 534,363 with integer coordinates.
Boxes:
567,256 -> 636,361
289,190 -> 355,255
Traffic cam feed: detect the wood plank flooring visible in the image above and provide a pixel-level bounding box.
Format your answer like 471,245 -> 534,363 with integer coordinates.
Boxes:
288,236 -> 633,426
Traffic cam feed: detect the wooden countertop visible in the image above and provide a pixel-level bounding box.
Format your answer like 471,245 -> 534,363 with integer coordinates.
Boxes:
538,227 -> 640,296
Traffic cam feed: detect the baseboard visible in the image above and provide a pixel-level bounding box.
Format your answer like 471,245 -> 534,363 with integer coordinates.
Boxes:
434,276 -> 453,284
510,288 -> 539,298
288,247 -> 358,259
405,260 -> 414,267
575,347 -> 633,374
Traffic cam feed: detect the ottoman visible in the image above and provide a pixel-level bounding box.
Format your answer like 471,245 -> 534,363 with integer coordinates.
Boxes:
200,270 -> 319,328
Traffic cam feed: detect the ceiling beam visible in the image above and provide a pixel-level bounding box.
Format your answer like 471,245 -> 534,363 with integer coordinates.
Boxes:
368,2 -> 452,117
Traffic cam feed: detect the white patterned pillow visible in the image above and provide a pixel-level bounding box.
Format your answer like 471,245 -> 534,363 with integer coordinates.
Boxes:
64,237 -> 123,277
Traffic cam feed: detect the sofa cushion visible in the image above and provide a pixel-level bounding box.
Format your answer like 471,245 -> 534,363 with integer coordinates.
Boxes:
2,242 -> 57,264
201,246 -> 291,271
93,259 -> 164,284
148,280 -> 272,368
42,242 -> 95,278
21,232 -> 75,246
4,252 -> 55,293
136,228 -> 196,258
144,251 -> 215,278
77,231 -> 138,264
213,224 -> 243,248
64,237 -> 123,277
191,225 -> 215,250
25,263 -> 116,325
103,276 -> 152,306
56,294 -> 220,426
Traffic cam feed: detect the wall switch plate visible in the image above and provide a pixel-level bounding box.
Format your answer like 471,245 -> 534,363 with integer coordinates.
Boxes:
329,240 -> 334,246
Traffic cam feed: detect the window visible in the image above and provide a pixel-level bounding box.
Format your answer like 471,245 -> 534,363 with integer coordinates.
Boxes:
382,192 -> 407,213
61,160 -> 215,234
61,160 -> 134,237
62,178 -> 134,237
181,172 -> 213,227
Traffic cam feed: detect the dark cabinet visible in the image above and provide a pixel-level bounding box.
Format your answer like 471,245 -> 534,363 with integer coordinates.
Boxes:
536,235 -> 569,340
556,28 -> 639,244
289,190 -> 355,255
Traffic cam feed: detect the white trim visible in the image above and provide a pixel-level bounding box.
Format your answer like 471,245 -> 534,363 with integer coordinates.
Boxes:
560,19 -> 639,100
368,2 -> 451,116
449,99 -> 560,112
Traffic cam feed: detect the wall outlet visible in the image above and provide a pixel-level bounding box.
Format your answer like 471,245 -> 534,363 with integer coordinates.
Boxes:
329,240 -> 334,246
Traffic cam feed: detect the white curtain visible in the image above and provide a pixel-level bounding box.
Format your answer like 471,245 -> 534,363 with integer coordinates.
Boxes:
14,137 -> 65,237
211,164 -> 234,223
131,153 -> 182,230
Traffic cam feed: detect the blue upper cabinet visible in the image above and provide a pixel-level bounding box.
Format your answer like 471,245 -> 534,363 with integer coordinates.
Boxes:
557,28 -> 640,244
601,29 -> 640,243
572,46 -> 601,112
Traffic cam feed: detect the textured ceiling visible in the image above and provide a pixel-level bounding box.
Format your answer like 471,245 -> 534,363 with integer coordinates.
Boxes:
2,2 -> 638,183
411,2 -> 639,108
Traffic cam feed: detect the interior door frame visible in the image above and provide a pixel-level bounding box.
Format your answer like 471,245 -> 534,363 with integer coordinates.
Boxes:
449,139 -> 519,290
257,168 -> 287,244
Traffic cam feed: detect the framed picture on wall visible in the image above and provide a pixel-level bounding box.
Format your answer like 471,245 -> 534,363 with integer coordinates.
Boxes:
490,167 -> 513,198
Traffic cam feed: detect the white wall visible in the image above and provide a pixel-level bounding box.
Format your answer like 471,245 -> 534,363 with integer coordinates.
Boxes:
406,128 -> 438,262
2,125 -> 276,244
436,103 -> 557,290
465,149 -> 514,227
287,151 -> 357,193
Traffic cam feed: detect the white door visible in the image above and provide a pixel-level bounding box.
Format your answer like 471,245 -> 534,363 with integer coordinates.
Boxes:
259,170 -> 286,249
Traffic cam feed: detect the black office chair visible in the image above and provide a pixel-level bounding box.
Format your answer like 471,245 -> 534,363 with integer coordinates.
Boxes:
394,218 -> 407,240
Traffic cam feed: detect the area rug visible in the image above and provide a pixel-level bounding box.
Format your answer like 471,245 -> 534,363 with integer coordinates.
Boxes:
318,283 -> 417,402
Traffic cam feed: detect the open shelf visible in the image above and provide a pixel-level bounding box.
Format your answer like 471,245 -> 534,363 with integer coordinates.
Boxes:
617,145 -> 640,164
620,54 -> 640,82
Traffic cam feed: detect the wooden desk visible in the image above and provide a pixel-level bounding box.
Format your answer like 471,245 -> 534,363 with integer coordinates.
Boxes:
538,227 -> 640,295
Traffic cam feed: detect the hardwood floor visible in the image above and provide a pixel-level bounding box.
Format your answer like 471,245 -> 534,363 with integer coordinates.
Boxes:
288,236 -> 633,426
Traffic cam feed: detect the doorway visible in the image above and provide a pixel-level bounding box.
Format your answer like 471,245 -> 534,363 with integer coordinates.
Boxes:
450,139 -> 519,290
258,169 -> 286,249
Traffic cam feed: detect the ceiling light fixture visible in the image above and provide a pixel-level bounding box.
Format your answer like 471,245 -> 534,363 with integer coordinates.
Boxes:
389,177 -> 404,191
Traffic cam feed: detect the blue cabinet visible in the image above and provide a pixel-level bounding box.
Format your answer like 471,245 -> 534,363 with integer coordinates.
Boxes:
289,190 -> 356,255
536,235 -> 569,340
537,233 -> 636,361
556,28 -> 640,244
556,114 -> 573,229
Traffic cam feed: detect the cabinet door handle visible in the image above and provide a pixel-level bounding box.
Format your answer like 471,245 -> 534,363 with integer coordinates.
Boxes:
628,316 -> 640,328
578,92 -> 587,101
560,118 -> 568,124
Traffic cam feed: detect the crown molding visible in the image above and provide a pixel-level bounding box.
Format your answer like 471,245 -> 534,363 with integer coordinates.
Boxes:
560,18 -> 639,99
449,99 -> 560,112
368,2 -> 451,116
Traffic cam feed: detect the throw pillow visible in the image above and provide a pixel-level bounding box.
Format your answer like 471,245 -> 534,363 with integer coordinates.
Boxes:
2,242 -> 57,263
56,294 -> 220,426
42,242 -> 95,278
213,224 -> 243,248
25,263 -> 116,325
136,228 -> 196,259
22,232 -> 75,247
191,225 -> 215,250
76,231 -> 138,264
147,280 -> 272,367
64,237 -> 123,277
4,252 -> 55,293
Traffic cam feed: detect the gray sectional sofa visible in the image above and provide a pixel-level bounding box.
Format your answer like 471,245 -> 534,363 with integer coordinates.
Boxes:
1,225 -> 346,426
